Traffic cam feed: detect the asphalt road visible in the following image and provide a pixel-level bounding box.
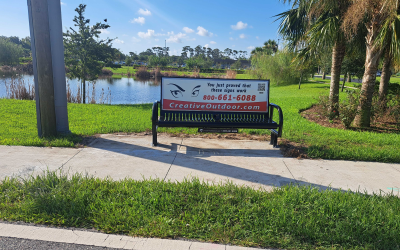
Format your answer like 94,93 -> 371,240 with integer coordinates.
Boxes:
0,237 -> 116,250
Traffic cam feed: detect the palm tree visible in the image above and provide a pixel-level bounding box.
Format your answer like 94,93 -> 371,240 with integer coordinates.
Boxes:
377,6 -> 400,103
342,0 -> 400,127
263,39 -> 279,54
277,0 -> 351,116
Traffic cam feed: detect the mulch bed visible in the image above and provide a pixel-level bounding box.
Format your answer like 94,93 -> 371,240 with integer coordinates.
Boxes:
301,104 -> 400,134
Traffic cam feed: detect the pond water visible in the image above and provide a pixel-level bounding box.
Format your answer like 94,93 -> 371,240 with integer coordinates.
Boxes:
0,72 -> 160,105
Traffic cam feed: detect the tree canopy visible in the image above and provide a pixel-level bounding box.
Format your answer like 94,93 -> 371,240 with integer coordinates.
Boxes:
63,4 -> 114,104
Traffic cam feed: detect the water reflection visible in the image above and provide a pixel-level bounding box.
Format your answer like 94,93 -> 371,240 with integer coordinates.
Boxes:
0,73 -> 160,105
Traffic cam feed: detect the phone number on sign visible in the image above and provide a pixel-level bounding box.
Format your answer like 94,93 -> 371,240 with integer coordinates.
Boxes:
203,94 -> 256,101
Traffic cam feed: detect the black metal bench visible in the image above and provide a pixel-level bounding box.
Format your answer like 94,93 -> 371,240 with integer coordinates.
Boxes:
151,77 -> 283,147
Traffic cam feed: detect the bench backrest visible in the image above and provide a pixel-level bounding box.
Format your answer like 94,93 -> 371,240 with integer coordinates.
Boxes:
160,77 -> 270,117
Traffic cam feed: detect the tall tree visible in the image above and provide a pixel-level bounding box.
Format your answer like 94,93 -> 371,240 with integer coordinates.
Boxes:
64,4 -> 113,104
342,0 -> 400,127
277,0 -> 351,116
0,37 -> 23,65
263,39 -> 278,54
377,5 -> 400,103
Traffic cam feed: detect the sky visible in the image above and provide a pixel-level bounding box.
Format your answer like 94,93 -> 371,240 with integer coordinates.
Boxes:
0,0 -> 290,57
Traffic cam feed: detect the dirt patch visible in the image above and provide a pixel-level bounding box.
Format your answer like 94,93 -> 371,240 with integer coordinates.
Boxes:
301,104 -> 400,133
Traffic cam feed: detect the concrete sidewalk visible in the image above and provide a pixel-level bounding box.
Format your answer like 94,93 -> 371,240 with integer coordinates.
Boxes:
1,134 -> 399,194
0,134 -> 399,249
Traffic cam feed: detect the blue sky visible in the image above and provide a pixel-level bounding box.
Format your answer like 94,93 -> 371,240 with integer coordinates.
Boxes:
1,0 -> 290,56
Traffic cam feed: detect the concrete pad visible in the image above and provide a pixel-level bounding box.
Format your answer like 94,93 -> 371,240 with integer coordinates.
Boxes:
63,147 -> 176,180
190,242 -> 226,250
97,234 -> 124,248
0,145 -> 80,179
179,138 -> 282,157
132,238 -> 192,250
166,154 -> 294,190
0,223 -> 26,237
73,230 -> 108,245
0,223 -> 263,250
30,227 -> 79,243
392,164 -> 400,173
283,158 -> 400,194
90,134 -> 183,152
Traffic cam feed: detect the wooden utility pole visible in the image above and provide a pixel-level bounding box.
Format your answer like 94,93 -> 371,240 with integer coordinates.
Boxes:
27,0 -> 69,137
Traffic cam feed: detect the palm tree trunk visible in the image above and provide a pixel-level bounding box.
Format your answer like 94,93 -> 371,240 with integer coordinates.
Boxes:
329,40 -> 346,116
354,31 -> 383,127
298,72 -> 303,89
82,79 -> 86,104
341,71 -> 347,92
379,47 -> 392,103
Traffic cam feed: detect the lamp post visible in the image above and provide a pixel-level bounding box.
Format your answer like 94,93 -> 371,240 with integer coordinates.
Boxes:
27,0 -> 70,137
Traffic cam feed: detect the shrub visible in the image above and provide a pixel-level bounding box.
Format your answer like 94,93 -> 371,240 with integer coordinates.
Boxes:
135,67 -> 150,78
4,77 -> 35,100
225,70 -> 237,79
101,68 -> 113,76
339,90 -> 359,128
251,50 -> 302,85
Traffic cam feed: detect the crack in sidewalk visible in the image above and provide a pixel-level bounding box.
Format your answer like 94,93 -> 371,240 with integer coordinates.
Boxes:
282,159 -> 297,183
58,148 -> 83,171
163,138 -> 183,181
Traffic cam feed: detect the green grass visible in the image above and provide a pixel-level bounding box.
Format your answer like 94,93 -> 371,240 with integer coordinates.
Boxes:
0,99 -> 151,146
1,81 -> 399,162
104,66 -> 137,75
1,171 -> 399,250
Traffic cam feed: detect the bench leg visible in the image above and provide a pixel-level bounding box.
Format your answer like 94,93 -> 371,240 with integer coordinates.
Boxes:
270,133 -> 278,148
270,133 -> 275,145
152,124 -> 158,146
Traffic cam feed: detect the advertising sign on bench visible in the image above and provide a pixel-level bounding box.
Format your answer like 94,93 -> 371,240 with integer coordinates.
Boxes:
161,78 -> 270,113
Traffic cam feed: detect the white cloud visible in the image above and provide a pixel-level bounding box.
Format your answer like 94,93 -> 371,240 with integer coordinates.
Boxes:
247,46 -> 255,50
138,8 -> 151,16
138,30 -> 166,39
232,45 -> 236,47
155,39 -> 159,41
183,27 -> 194,33
131,17 -> 145,25
138,29 -> 156,38
231,21 -> 248,30
210,41 -> 216,44
100,29 -> 110,34
229,37 -> 234,41
132,37 -> 141,42
239,34 -> 246,39
60,1 -> 66,5
197,26 -> 212,37
167,32 -> 187,43
256,36 -> 259,40
204,44 -> 209,48
114,39 -> 124,44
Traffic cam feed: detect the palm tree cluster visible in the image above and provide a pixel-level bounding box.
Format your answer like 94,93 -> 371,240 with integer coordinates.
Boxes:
251,40 -> 279,55
277,0 -> 400,127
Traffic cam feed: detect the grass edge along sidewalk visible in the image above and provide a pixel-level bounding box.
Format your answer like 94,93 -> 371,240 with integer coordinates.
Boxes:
0,170 -> 399,250
0,82 -> 399,163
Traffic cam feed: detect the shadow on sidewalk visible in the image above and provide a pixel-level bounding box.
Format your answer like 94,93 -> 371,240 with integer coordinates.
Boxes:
88,137 -> 341,192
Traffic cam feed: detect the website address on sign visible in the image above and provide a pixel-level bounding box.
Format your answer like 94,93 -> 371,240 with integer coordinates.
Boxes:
169,102 -> 261,111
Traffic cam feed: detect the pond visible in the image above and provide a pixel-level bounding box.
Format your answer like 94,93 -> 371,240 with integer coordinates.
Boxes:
0,72 -> 160,105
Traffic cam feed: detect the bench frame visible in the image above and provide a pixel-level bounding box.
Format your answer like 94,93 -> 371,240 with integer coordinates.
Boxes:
152,77 -> 283,147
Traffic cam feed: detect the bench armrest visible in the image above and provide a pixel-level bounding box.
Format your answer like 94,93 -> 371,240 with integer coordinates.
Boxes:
269,103 -> 283,137
152,101 -> 159,123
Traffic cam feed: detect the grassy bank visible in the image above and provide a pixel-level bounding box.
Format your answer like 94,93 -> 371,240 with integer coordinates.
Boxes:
0,171 -> 399,250
1,81 -> 399,162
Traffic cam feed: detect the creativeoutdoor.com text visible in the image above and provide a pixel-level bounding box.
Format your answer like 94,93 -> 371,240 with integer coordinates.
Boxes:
169,102 -> 260,111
